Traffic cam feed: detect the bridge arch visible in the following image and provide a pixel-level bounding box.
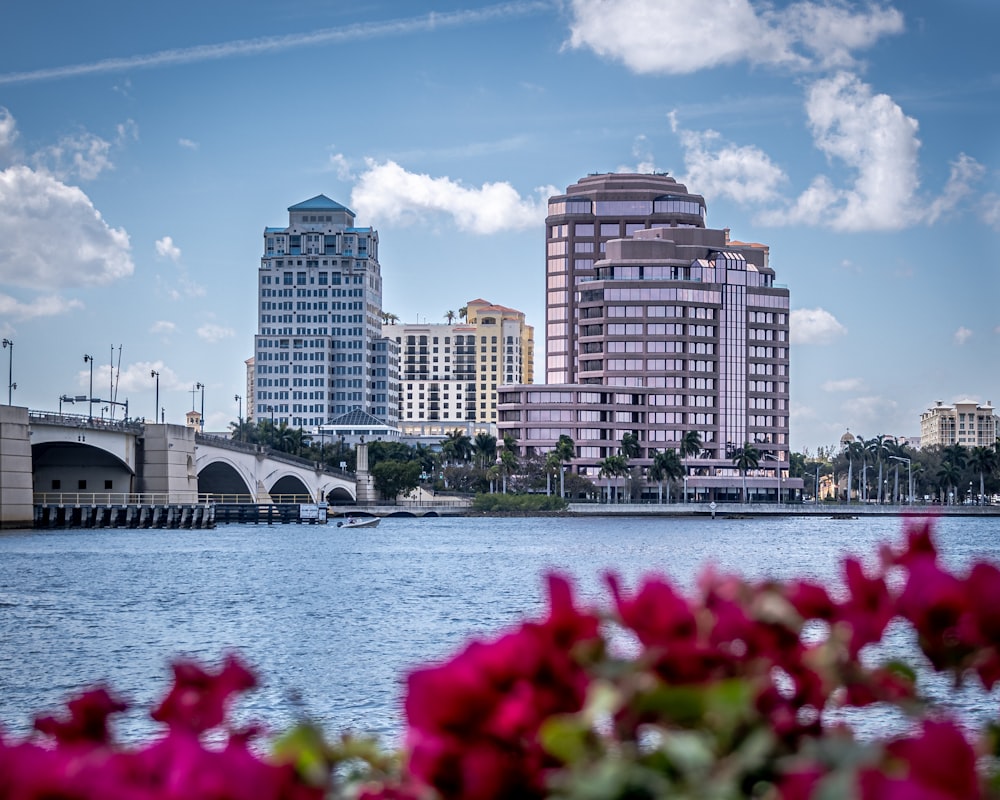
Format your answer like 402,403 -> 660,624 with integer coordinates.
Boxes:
198,461 -> 254,498
32,441 -> 135,495
269,473 -> 311,498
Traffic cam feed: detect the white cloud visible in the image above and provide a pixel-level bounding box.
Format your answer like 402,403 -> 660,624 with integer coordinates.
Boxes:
118,362 -> 183,394
197,323 -> 235,343
150,320 -> 176,335
178,138 -> 199,150
32,130 -> 116,181
565,0 -> 902,75
351,159 -> 557,234
616,135 -> 659,174
155,236 -> 182,261
790,307 -> 847,344
925,153 -> 985,224
842,395 -> 896,421
0,107 -> 18,166
822,377 -> 864,392
954,326 -> 973,345
981,193 -> 1000,230
328,152 -> 354,181
0,292 -> 83,321
766,72 -> 922,231
0,166 -> 133,288
670,112 -> 787,204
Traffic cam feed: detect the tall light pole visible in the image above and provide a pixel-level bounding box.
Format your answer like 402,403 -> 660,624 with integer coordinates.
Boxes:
196,382 -> 205,432
150,369 -> 160,421
806,469 -> 820,504
83,354 -> 94,422
762,452 -> 781,503
889,455 -> 912,506
2,338 -> 13,405
234,394 -> 242,441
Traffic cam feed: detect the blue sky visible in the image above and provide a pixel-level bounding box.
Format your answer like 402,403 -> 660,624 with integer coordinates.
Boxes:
0,0 -> 997,453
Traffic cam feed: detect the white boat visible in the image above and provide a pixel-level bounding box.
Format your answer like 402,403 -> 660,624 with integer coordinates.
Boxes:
336,516 -> 380,529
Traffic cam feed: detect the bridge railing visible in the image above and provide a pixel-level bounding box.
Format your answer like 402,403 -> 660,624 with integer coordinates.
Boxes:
34,492 -> 213,506
34,492 -> 338,506
195,432 -> 354,481
29,411 -> 144,433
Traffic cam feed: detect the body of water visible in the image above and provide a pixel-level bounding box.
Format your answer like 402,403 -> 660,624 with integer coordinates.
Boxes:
1,514 -> 998,744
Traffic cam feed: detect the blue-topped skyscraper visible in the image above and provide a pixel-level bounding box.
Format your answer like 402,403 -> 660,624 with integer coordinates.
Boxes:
253,195 -> 398,430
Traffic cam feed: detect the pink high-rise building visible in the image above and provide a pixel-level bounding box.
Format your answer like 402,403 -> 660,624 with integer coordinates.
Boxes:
498,173 -> 799,502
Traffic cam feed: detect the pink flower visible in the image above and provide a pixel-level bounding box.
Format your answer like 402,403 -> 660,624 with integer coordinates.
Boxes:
834,557 -> 894,657
33,685 -> 127,746
151,652 -> 257,734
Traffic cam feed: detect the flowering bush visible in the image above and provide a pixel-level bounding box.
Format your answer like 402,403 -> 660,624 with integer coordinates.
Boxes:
5,518 -> 1000,799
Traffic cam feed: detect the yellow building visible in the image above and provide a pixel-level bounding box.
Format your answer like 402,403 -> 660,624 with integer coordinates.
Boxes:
385,299 -> 534,438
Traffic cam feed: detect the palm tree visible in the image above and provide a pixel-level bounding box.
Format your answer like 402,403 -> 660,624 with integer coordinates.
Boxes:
649,448 -> 684,504
554,434 -> 575,499
943,443 -> 968,471
844,438 -> 864,503
599,454 -> 628,504
731,442 -> 760,503
458,305 -> 468,321
937,460 -> 962,505
679,430 -> 702,503
969,446 -> 996,506
499,448 -> 517,494
473,432 -> 497,468
868,435 -> 890,503
380,311 -> 400,325
620,432 -> 640,460
544,451 -> 561,496
444,310 -> 456,324
441,429 -> 473,465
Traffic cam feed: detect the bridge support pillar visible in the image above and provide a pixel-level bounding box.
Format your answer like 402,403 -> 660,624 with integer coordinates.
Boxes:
0,405 -> 33,529
140,423 -> 199,502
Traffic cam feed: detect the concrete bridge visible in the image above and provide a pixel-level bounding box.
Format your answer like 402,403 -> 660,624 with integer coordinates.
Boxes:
0,405 -> 356,529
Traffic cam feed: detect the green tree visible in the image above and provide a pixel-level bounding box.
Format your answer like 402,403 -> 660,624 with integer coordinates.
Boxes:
937,460 -> 962,504
371,460 -> 421,504
554,434 -> 575,499
441,429 -> 473,464
649,448 -> 684,504
599,454 -> 629,504
444,310 -> 456,324
679,430 -> 702,503
969,446 -> 996,505
845,438 -> 864,503
731,442 -> 760,503
620,432 -> 640,460
868,435 -> 891,503
473,432 -> 497,468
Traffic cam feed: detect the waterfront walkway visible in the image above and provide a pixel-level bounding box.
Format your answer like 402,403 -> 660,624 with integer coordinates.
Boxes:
566,502 -> 1000,517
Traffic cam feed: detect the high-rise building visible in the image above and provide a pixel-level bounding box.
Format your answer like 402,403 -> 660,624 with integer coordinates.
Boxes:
253,195 -> 398,430
499,173 -> 797,502
385,299 -> 534,440
920,399 -> 997,448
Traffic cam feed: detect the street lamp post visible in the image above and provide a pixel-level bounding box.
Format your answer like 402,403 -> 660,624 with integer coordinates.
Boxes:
762,452 -> 781,503
83,354 -> 94,422
889,455 -> 912,506
196,382 -> 205,432
2,338 -> 13,405
805,469 -> 820,504
234,394 -> 242,441
150,370 -> 160,422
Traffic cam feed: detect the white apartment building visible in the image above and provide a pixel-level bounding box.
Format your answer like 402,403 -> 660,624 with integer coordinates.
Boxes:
253,195 -> 398,430
920,399 -> 998,448
385,299 -> 534,439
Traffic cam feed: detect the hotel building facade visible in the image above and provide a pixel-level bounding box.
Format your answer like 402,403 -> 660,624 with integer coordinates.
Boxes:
385,298 -> 534,440
253,195 -> 398,430
498,173 -> 799,501
920,399 -> 998,448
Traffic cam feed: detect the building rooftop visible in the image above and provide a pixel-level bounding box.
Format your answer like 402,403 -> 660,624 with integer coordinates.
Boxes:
288,195 -> 354,214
